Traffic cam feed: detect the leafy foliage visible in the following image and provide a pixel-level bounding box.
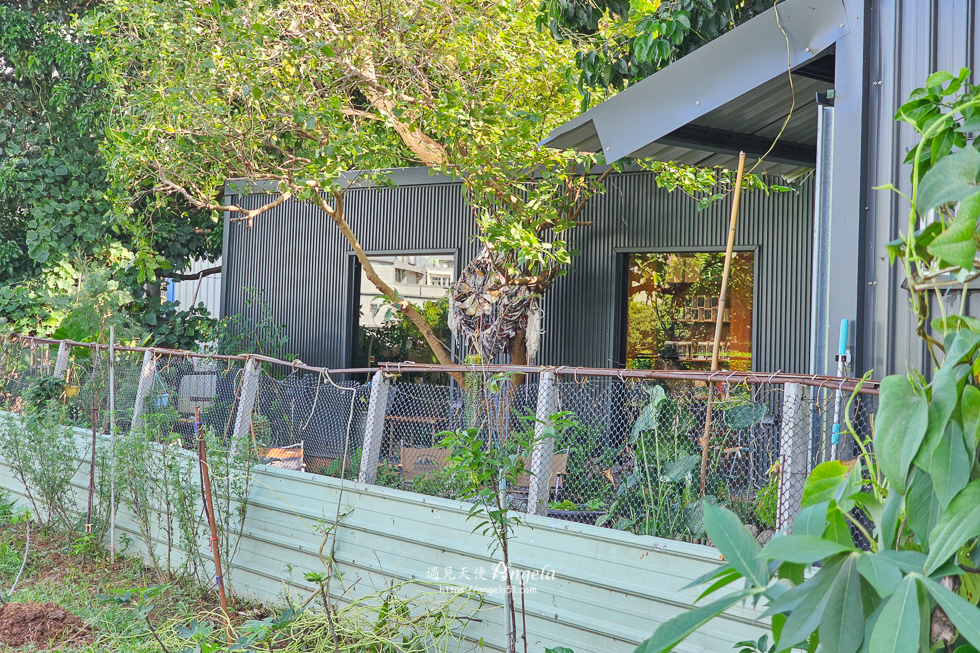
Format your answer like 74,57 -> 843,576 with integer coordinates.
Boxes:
636,70 -> 980,653
0,1 -> 220,346
537,0 -> 773,103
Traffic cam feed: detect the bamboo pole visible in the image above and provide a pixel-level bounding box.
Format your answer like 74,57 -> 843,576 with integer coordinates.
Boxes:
109,326 -> 116,560
699,151 -> 747,496
195,406 -> 232,641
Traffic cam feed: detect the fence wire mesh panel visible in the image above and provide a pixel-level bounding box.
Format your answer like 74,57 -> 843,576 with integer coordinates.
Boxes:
369,372 -> 878,547
0,335 -> 879,549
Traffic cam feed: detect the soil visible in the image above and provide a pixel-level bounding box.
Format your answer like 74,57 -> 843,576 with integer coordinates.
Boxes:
0,601 -> 92,650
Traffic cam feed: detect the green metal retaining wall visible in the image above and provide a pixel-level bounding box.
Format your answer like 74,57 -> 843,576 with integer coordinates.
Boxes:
0,416 -> 768,653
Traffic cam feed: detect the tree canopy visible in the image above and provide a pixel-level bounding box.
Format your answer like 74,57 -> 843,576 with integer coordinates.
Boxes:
0,0 -> 218,346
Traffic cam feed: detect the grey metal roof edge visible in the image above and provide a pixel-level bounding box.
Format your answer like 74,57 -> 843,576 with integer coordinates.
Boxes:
540,0 -> 850,162
223,167 -> 460,197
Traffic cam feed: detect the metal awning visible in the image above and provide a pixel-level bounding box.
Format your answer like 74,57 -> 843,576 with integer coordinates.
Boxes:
540,0 -> 850,178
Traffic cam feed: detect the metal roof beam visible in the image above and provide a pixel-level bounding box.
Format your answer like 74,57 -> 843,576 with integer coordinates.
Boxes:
657,125 -> 817,167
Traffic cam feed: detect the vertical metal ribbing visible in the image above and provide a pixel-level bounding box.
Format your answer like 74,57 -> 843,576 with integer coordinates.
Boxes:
223,170 -> 815,373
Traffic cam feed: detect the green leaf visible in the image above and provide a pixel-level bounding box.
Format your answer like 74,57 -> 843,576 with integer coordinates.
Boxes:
868,576 -> 921,653
724,403 -> 766,430
925,480 -> 980,574
634,589 -> 755,653
793,501 -> 831,537
876,550 -> 927,574
819,554 -> 865,653
802,461 -> 861,509
961,385 -> 980,454
927,422 -> 970,509
824,507 -> 856,548
695,566 -> 743,603
927,193 -> 980,269
916,147 -> 980,213
918,574 -> 980,650
906,468 -> 941,546
760,535 -> 855,564
777,559 -> 843,650
857,553 -> 903,597
879,490 -> 903,550
703,504 -> 768,587
875,375 -> 929,492
926,71 -> 956,88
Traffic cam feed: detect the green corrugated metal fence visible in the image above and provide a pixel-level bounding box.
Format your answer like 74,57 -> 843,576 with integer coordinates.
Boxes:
0,414 -> 768,653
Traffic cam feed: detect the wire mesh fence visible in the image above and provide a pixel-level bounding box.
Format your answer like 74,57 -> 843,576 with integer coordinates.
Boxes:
0,335 -> 878,548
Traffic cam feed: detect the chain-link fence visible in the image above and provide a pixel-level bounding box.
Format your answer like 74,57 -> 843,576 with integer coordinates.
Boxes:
0,335 -> 878,548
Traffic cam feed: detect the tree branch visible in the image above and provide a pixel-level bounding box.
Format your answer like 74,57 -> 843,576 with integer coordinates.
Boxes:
170,265 -> 222,281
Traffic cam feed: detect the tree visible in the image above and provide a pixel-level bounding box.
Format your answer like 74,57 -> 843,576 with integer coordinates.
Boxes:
634,68 -> 980,653
537,0 -> 774,107
0,0 -> 219,347
87,0 -> 617,374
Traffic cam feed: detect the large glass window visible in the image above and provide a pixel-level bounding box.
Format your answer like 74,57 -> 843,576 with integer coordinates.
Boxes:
625,252 -> 754,371
355,254 -> 455,366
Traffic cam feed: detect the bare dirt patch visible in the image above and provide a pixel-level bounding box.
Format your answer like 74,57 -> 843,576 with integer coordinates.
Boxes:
0,601 -> 92,649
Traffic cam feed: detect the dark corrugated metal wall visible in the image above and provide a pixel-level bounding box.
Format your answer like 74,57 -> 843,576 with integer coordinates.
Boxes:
224,171 -> 814,372
865,0 -> 980,376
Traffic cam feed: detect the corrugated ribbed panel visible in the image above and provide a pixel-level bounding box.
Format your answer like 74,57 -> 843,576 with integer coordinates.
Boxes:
865,0 -> 980,376
0,425 -> 770,653
168,258 -> 222,317
224,171 -> 814,372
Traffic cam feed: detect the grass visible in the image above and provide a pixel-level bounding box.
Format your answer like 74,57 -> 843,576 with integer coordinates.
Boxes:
0,522 -> 267,652
0,521 -> 484,652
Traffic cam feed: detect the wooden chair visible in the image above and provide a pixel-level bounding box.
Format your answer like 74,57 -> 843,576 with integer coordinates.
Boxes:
400,446 -> 451,482
258,441 -> 305,472
516,453 -> 569,495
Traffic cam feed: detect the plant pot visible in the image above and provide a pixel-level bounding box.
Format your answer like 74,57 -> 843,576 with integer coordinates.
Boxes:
65,385 -> 80,399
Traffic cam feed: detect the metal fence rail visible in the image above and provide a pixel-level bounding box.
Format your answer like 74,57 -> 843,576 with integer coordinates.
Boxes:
0,335 -> 878,548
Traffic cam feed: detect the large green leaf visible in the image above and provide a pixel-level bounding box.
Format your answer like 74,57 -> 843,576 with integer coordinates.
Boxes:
928,422 -> 971,509
856,553 -> 903,597
764,558 -> 844,620
724,403 -> 766,430
793,501 -> 831,538
916,146 -> 980,213
661,454 -> 699,483
819,554 -> 866,653
925,480 -> 980,574
944,329 -> 980,367
802,461 -> 862,509
879,490 -> 903,550
704,504 -> 768,587
868,576 -> 921,653
875,376 -> 930,492
921,365 -> 960,457
633,589 -> 755,653
961,385 -> 980,456
928,193 -> 980,269
907,469 -> 942,546
760,535 -> 855,564
776,561 -> 842,651
918,574 -> 980,650
824,507 -> 856,548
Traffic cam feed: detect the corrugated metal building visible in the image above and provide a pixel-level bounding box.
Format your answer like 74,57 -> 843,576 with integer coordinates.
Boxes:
222,0 -> 979,378
222,170 -> 815,371
541,0 -> 980,378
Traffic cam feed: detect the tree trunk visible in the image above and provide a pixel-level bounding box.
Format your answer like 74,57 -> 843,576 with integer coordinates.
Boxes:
310,192 -> 464,386
508,327 -> 528,388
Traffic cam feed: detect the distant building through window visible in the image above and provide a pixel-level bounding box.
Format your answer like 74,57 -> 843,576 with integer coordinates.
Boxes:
355,254 -> 455,366
625,252 -> 754,371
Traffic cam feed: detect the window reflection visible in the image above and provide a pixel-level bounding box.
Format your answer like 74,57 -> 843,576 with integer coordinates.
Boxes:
626,252 -> 753,371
